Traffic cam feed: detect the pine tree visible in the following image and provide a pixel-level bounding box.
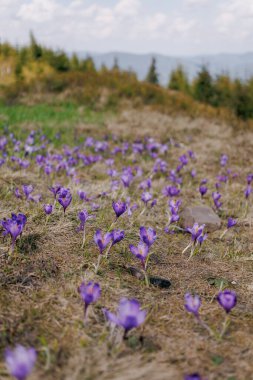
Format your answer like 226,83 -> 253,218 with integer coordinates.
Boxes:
145,57 -> 159,84
193,65 -> 214,104
168,65 -> 190,93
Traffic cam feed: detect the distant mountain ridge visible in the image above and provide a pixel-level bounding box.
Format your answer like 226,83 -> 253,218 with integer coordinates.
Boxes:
77,51 -> 253,85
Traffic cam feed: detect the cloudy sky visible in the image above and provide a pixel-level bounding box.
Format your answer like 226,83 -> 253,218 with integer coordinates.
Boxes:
0,0 -> 252,56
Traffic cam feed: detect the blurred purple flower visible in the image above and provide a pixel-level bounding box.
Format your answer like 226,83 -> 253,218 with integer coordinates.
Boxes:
94,229 -> 112,254
227,217 -> 237,229
5,345 -> 36,380
217,290 -> 237,314
140,226 -> 156,247
141,191 -> 152,205
112,200 -> 127,218
103,298 -> 146,336
43,204 -> 53,215
58,188 -> 72,214
162,185 -> 181,197
111,229 -> 125,246
199,185 -> 207,197
184,294 -> 201,317
1,213 -> 27,252
78,281 -> 101,317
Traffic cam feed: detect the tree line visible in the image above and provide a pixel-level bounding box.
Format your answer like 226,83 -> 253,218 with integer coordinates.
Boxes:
146,57 -> 253,120
0,34 -> 252,120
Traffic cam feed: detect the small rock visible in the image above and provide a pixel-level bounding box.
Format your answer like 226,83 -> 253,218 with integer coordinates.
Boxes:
126,266 -> 171,289
180,205 -> 221,232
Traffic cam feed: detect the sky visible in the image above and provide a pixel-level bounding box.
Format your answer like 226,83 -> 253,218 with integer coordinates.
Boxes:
0,0 -> 253,56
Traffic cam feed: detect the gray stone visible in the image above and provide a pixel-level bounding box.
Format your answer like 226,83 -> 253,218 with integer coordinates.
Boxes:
180,205 -> 221,232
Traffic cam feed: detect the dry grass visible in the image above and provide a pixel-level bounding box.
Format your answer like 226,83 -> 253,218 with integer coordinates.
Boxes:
0,107 -> 253,380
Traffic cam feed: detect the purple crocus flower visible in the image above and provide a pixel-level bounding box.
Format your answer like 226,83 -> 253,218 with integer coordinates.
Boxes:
220,154 -> 228,167
58,188 -> 72,214
1,213 -> 27,252
78,209 -> 91,231
186,223 -> 205,243
170,214 -> 180,224
49,185 -> 61,199
140,227 -> 156,247
103,298 -> 146,336
94,229 -> 112,254
141,191 -> 152,205
121,173 -> 133,188
14,188 -> 22,199
199,185 -> 207,197
184,293 -> 201,317
78,281 -> 101,317
162,186 -> 181,197
227,217 -> 237,229
245,185 -> 252,199
184,374 -> 202,380
22,185 -> 34,200
112,200 -> 127,218
111,229 -> 125,246
217,290 -> 237,314
212,191 -> 222,209
5,345 -> 36,380
43,204 -> 53,215
129,241 -> 149,269
77,190 -> 89,202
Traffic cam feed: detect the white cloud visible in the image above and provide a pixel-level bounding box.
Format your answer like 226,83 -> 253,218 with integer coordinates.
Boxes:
185,0 -> 209,6
0,0 -> 251,55
17,0 -> 59,23
216,0 -> 253,38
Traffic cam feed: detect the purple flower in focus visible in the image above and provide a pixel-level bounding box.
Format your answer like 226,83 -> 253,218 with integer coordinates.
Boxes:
140,226 -> 156,247
94,229 -> 112,254
43,204 -> 53,215
217,290 -> 237,314
78,281 -> 101,316
5,345 -> 36,380
227,217 -> 237,229
184,294 -> 201,317
103,298 -> 146,336
58,188 -> 72,214
111,229 -> 125,246
186,223 -> 205,243
112,200 -> 127,218
129,241 -> 149,269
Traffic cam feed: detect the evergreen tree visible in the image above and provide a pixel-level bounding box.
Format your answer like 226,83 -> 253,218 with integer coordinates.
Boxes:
193,65 -> 214,104
168,65 -> 190,93
233,79 -> 253,120
29,31 -> 43,60
145,57 -> 159,84
112,57 -> 119,71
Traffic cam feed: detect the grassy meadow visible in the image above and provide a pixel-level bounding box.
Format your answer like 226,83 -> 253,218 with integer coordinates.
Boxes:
0,97 -> 253,380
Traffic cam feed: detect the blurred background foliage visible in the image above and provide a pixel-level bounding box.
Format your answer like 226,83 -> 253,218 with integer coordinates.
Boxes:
0,33 -> 252,124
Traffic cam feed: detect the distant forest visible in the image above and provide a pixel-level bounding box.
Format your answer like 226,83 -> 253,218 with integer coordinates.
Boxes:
0,33 -> 252,120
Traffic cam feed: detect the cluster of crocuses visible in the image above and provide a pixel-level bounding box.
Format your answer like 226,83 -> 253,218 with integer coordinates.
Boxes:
129,227 -> 156,274
185,289 -> 237,340
1,213 -> 27,252
78,280 -> 146,338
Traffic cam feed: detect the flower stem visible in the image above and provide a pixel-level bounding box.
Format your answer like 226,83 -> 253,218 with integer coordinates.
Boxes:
81,229 -> 86,248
